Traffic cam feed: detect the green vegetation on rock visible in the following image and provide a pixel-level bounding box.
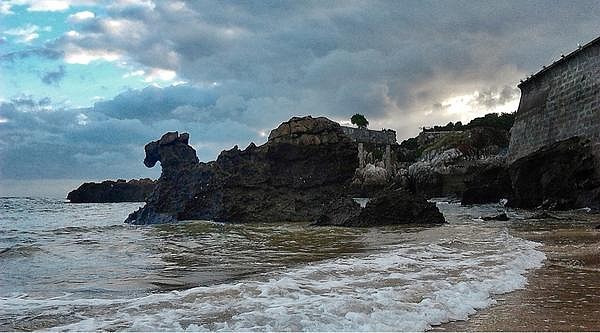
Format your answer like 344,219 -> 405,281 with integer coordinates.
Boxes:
351,114 -> 369,129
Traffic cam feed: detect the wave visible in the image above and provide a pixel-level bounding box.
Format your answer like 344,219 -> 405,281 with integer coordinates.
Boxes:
0,244 -> 45,258
0,227 -> 545,332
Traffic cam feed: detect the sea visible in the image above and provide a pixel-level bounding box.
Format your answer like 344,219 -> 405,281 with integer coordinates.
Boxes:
0,197 -> 545,331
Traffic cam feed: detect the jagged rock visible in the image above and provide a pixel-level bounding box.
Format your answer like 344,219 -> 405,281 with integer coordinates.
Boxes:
67,178 -> 155,203
126,116 -> 358,225
360,163 -> 388,185
407,162 -> 443,197
125,206 -> 177,224
315,189 -> 446,227
508,137 -> 600,210
482,213 -> 509,221
267,116 -> 351,145
313,197 -> 362,226
404,125 -> 511,199
144,131 -> 199,170
461,162 -> 512,205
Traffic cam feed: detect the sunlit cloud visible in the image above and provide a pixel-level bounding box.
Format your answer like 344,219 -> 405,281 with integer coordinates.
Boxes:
63,47 -> 122,64
144,68 -> 177,82
68,10 -> 95,22
4,24 -> 51,43
0,3 -> 14,15
27,0 -> 71,12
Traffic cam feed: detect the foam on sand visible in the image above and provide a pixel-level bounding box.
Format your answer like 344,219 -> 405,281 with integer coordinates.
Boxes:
16,225 -> 546,332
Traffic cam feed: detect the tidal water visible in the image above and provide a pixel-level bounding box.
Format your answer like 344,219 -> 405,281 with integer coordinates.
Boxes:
0,197 -> 545,331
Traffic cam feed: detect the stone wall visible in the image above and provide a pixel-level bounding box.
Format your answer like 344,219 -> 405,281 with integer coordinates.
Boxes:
508,38 -> 600,163
341,127 -> 397,145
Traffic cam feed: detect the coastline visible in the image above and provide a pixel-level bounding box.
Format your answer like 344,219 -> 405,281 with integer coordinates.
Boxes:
436,212 -> 600,331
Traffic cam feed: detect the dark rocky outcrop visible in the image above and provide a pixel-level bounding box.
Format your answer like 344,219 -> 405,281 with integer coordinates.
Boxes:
314,189 -> 446,227
461,163 -> 512,205
67,178 -> 155,203
406,126 -> 511,198
508,137 -> 600,210
126,117 -> 359,224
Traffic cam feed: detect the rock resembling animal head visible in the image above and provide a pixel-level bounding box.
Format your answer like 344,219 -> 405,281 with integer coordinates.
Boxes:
143,132 -> 198,170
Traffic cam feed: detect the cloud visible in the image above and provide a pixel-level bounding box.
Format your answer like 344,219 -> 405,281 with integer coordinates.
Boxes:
0,85 -> 273,180
0,47 -> 63,62
53,1 -> 600,140
27,0 -> 70,12
3,24 -> 50,43
67,10 -> 95,22
471,86 -> 519,109
62,47 -> 122,64
0,2 -> 13,15
41,65 -> 66,85
5,1 -> 600,183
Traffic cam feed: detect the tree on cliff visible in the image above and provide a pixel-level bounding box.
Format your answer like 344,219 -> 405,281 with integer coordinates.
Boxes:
351,114 -> 369,129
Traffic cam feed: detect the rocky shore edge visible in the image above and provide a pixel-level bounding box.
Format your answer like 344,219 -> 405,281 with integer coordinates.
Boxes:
67,178 -> 155,203
125,116 -> 444,227
68,114 -> 600,227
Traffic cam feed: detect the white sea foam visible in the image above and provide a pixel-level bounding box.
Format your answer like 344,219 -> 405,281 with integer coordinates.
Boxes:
26,226 -> 546,332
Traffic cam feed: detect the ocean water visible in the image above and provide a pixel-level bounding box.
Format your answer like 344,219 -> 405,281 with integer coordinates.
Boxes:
0,197 -> 545,331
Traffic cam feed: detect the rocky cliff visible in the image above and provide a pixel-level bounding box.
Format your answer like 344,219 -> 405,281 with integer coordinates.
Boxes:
67,178 -> 155,203
404,126 -> 511,200
125,116 -> 359,224
508,136 -> 600,210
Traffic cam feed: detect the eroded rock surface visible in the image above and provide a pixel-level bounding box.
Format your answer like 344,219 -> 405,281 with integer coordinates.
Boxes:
125,117 -> 358,224
461,162 -> 512,205
67,178 -> 155,203
315,189 -> 445,227
508,136 -> 600,210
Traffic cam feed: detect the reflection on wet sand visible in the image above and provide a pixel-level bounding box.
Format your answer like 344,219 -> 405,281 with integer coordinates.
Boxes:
437,213 -> 600,332
146,221 -> 431,291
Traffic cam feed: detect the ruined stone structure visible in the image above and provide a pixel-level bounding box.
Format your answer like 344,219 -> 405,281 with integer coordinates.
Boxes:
508,36 -> 600,163
341,127 -> 397,170
341,127 -> 397,145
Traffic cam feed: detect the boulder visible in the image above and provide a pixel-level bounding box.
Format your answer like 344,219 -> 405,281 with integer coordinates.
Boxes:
126,116 -> 358,224
315,189 -> 446,227
67,178 -> 155,203
350,163 -> 390,196
508,137 -> 600,210
461,163 -> 512,205
267,116 -> 351,145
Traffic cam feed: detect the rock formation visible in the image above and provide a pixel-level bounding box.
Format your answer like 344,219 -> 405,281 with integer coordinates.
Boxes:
126,117 -> 359,224
508,136 -> 600,210
314,189 -> 446,227
461,162 -> 512,205
406,126 -> 511,199
67,178 -> 155,203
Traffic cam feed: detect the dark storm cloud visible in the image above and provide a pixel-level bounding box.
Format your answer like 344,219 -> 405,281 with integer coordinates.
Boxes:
41,65 -> 66,85
0,88 -> 269,180
56,0 -> 600,137
6,1 -> 600,182
472,86 -> 519,109
93,85 -> 217,121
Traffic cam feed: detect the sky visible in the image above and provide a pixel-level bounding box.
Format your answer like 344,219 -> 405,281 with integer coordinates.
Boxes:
1,0 -> 599,196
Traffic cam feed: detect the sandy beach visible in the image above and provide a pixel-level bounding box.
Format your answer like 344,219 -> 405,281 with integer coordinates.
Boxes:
437,211 -> 600,332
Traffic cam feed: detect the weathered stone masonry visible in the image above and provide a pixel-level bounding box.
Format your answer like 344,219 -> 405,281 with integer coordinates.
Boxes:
341,127 -> 397,170
508,36 -> 600,163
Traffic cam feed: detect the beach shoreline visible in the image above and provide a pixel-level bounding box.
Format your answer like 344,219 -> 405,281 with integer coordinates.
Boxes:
435,213 -> 600,332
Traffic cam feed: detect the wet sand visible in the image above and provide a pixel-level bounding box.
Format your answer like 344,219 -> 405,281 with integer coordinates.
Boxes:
436,212 -> 600,332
